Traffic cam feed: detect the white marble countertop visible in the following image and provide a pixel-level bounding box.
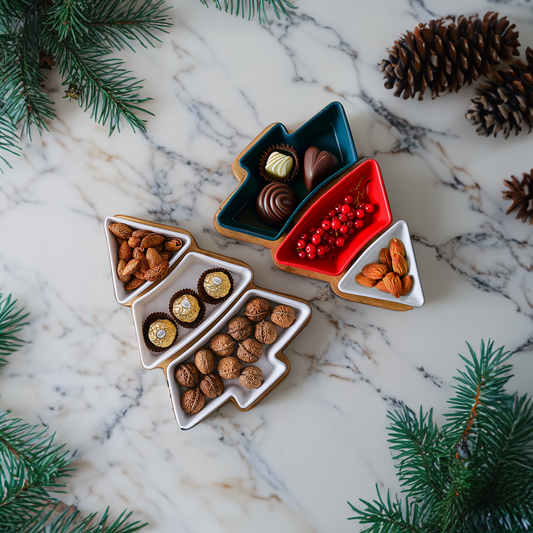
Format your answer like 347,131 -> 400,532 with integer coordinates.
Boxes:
1,0 -> 533,531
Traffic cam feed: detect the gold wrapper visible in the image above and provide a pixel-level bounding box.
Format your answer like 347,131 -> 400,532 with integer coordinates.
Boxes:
148,319 -> 177,348
172,294 -> 201,323
203,272 -> 231,299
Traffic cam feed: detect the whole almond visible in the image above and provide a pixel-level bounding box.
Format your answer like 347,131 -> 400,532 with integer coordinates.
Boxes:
160,250 -> 171,262
125,277 -> 145,291
146,248 -> 163,269
153,243 -> 163,253
379,248 -> 392,271
383,272 -> 402,298
392,253 -> 409,277
134,270 -> 146,280
128,236 -> 141,248
401,275 -> 414,296
390,238 -> 405,257
361,263 -> 388,280
116,237 -> 125,245
375,279 -> 389,293
109,223 -> 133,240
141,233 -> 165,248
144,262 -> 169,282
139,259 -> 150,273
118,241 -> 133,262
132,229 -> 151,239
355,273 -> 377,287
164,238 -> 183,252
133,248 -> 146,261
122,258 -> 140,276
117,260 -> 130,282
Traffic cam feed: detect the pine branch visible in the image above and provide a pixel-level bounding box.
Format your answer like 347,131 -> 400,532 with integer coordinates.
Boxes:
0,293 -> 29,368
46,0 -> 90,46
0,110 -> 22,172
199,0 -> 296,24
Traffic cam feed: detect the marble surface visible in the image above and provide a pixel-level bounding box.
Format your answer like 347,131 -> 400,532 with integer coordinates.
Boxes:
1,0 -> 533,531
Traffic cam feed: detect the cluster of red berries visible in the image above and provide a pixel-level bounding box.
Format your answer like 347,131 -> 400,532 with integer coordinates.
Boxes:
295,194 -> 374,260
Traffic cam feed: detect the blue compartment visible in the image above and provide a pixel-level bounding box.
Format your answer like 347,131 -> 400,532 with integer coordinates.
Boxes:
217,102 -> 358,241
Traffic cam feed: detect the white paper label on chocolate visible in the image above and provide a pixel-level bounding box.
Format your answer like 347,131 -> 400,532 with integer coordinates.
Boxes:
181,299 -> 191,309
213,276 -> 222,285
156,329 -> 167,339
265,151 -> 293,178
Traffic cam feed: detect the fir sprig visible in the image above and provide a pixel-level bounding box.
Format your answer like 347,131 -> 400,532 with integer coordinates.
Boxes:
0,293 -> 28,369
199,0 -> 296,23
348,340 -> 533,532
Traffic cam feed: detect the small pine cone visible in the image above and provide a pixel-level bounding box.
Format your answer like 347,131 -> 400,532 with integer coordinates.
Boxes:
502,170 -> 533,224
380,12 -> 520,100
466,47 -> 533,138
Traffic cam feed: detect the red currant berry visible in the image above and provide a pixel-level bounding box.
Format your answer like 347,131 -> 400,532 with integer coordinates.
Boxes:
311,234 -> 321,245
330,218 -> 341,230
354,219 -> 364,229
309,227 -> 316,234
335,204 -> 342,213
297,239 -> 306,249
305,243 -> 316,254
344,195 -> 353,204
330,245 -> 337,252
328,210 -> 336,218
301,233 -> 309,242
347,211 -> 355,220
316,227 -> 324,236
339,224 -> 348,234
325,245 -> 331,252
346,220 -> 353,228
316,245 -> 326,256
327,235 -> 336,245
358,202 -> 366,210
364,203 -> 374,213
321,220 -> 331,231
341,204 -> 351,214
336,237 -> 345,247
307,252 -> 316,260
348,228 -> 355,235
355,208 -> 365,218
338,213 -> 348,223
298,250 -> 307,259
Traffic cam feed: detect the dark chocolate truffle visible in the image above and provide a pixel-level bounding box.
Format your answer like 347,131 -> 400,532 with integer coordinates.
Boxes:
194,347 -> 216,375
237,338 -> 263,363
209,333 -> 236,357
256,183 -> 298,226
200,373 -> 224,399
239,366 -> 264,389
303,146 -> 337,191
227,315 -> 253,341
217,356 -> 242,379
181,388 -> 205,414
175,362 -> 200,388
270,304 -> 296,328
255,320 -> 277,345
244,297 -> 271,322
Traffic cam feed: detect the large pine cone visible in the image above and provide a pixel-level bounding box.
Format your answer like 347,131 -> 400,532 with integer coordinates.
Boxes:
465,48 -> 533,138
380,12 -> 520,100
502,170 -> 533,224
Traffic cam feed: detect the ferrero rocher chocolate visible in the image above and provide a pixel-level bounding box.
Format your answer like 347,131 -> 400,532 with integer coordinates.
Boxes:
172,294 -> 201,323
203,272 -> 231,299
148,319 -> 176,348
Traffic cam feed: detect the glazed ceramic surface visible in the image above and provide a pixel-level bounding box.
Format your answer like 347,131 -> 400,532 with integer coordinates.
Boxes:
2,1 -> 533,532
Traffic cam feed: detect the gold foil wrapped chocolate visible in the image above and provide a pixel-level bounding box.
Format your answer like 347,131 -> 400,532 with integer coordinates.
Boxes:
172,294 -> 201,323
148,319 -> 177,348
203,272 -> 231,299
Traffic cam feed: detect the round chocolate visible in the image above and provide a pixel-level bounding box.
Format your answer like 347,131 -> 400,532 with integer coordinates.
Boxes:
181,388 -> 205,414
203,271 -> 231,299
256,183 -> 298,226
175,362 -> 200,388
244,297 -> 271,322
172,294 -> 201,323
194,347 -> 216,375
147,319 -> 177,348
209,333 -> 236,357
200,373 -> 224,399
237,338 -> 263,363
239,366 -> 264,389
227,316 -> 253,341
255,320 -> 277,345
270,305 -> 296,328
217,356 -> 242,380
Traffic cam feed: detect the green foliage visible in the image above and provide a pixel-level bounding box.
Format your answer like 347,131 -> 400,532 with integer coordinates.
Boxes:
0,293 -> 28,369
199,0 -> 296,23
348,340 -> 533,532
0,0 -> 172,172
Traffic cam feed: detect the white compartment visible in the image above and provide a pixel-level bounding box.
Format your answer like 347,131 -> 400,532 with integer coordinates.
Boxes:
105,216 -> 192,305
167,288 -> 312,430
337,220 -> 424,308
132,252 -> 253,369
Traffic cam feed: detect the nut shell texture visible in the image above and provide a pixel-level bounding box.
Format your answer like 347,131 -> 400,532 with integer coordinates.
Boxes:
200,374 -> 224,399
244,298 -> 271,322
175,362 -> 200,388
210,334 -> 236,357
270,305 -> 296,328
217,356 -> 242,379
237,338 -> 263,363
194,348 -> 216,375
239,366 -> 264,389
181,388 -> 205,414
255,320 -> 277,345
227,316 -> 253,341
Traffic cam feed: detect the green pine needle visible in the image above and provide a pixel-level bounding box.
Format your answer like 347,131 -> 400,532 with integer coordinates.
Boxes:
0,293 -> 28,368
199,0 -> 296,24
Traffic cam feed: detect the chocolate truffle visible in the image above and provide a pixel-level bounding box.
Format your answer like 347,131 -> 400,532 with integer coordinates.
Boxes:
175,362 -> 200,388
200,373 -> 224,399
239,366 -> 264,389
181,387 -> 205,414
265,151 -> 293,180
227,316 -> 253,341
303,146 -> 338,192
217,356 -> 242,379
255,320 -> 277,345
194,347 -> 216,375
203,271 -> 232,299
147,319 -> 177,348
270,305 -> 296,328
237,338 -> 263,363
209,333 -> 236,357
244,297 -> 271,322
172,294 -> 201,323
256,183 -> 298,227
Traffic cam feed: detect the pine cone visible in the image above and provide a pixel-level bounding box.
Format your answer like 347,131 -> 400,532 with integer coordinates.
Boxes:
466,48 -> 533,138
380,12 -> 520,100
503,171 -> 533,224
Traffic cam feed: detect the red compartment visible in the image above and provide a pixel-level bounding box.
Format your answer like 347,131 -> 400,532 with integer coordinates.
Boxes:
275,159 -> 392,277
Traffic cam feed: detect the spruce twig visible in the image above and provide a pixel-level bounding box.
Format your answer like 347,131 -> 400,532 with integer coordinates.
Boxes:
0,293 -> 28,368
199,0 -> 296,24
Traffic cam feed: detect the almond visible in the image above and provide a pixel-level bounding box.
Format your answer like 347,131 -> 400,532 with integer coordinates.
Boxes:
134,270 -> 146,280
392,252 -> 408,277
125,277 -> 145,291
355,273 -> 377,287
401,275 -> 413,296
109,223 -> 133,240
144,262 -> 169,282
160,250 -> 171,262
164,238 -> 183,252
375,280 -> 389,293
141,233 -> 165,248
122,258 -> 140,276
128,236 -> 142,248
117,260 -> 130,282
132,248 -> 149,273
132,229 -> 152,239
390,238 -> 405,257
153,243 -> 163,253
116,237 -> 125,245
146,247 -> 163,269
383,272 -> 402,298
361,263 -> 388,280
379,248 -> 392,271
118,241 -> 133,262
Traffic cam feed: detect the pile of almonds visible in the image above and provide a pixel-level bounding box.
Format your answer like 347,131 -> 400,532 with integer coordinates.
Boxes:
108,222 -> 183,291
355,238 -> 413,298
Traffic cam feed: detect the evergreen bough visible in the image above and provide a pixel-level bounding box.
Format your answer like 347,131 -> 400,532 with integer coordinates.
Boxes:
348,340 -> 533,532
